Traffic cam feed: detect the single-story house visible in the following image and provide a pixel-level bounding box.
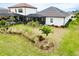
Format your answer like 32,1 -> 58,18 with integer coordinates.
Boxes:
26,6 -> 72,26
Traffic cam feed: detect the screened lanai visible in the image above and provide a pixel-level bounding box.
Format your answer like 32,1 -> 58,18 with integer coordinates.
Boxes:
26,14 -> 46,24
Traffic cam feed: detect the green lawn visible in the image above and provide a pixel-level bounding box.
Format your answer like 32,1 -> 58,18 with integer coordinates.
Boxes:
57,25 -> 79,56
58,30 -> 79,55
10,24 -> 33,32
0,24 -> 54,56
0,33 -> 55,56
0,24 -> 79,56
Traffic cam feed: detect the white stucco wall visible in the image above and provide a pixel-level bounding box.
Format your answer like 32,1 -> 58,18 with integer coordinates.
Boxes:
45,17 -> 65,26
45,17 -> 53,25
45,16 -> 71,26
53,18 -> 65,26
25,8 -> 37,15
9,8 -> 37,15
9,8 -> 15,13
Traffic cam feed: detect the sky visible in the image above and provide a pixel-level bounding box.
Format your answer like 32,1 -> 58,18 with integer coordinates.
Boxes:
0,3 -> 79,12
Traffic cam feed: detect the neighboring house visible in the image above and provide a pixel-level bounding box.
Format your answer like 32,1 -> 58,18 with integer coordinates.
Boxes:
8,3 -> 37,15
0,7 -> 22,16
27,7 -> 72,26
0,7 -> 24,23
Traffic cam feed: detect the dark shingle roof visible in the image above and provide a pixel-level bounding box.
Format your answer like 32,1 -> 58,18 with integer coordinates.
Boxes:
0,7 -> 24,16
37,6 -> 70,17
0,13 -> 23,16
8,3 -> 37,9
0,7 -> 8,13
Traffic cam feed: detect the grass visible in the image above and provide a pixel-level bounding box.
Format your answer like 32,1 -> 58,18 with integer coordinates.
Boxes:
10,24 -> 33,32
57,21 -> 79,56
58,30 -> 79,56
0,24 -> 55,56
0,23 -> 79,56
0,33 -> 55,56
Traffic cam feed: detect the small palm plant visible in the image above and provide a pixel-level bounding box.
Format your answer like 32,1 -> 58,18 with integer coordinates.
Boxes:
40,25 -> 52,36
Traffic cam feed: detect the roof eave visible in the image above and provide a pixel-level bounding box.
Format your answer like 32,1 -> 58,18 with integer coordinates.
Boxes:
8,7 -> 37,9
44,16 -> 66,18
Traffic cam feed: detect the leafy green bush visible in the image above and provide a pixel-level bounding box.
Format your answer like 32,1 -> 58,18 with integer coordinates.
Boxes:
27,21 -> 41,27
0,20 -> 6,25
8,16 -> 15,22
67,12 -> 79,28
73,12 -> 79,25
40,25 -> 52,36
0,20 -> 9,28
68,19 -> 79,29
0,20 -> 6,27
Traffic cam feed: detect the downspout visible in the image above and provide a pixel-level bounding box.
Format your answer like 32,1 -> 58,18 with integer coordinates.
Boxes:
25,8 -> 26,15
45,17 -> 46,25
25,8 -> 27,22
63,17 -> 65,26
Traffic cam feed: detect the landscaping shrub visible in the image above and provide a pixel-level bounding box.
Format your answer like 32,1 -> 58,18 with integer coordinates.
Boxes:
0,20 -> 8,28
8,16 -> 15,22
27,21 -> 41,27
7,16 -> 16,25
68,18 -> 79,29
67,12 -> 79,29
0,20 -> 6,25
73,12 -> 79,24
40,25 -> 52,36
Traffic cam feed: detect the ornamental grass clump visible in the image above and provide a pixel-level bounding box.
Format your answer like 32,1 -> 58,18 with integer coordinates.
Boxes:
27,21 -> 41,27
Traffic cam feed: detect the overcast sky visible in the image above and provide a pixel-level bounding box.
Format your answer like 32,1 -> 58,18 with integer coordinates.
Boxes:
0,3 -> 79,12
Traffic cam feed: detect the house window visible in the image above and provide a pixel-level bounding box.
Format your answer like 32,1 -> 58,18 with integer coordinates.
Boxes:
18,9 -> 23,13
9,9 -> 11,12
15,9 -> 17,13
50,18 -> 53,23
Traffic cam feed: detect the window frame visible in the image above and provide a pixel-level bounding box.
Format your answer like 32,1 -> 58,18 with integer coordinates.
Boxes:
50,18 -> 53,23
9,9 -> 11,12
18,9 -> 23,13
15,9 -> 17,13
